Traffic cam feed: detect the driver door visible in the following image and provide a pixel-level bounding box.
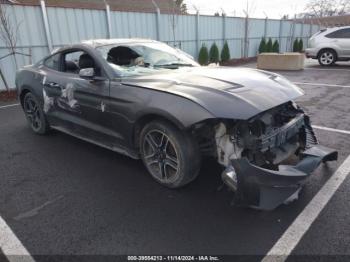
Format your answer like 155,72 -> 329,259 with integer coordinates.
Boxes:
43,49 -> 114,145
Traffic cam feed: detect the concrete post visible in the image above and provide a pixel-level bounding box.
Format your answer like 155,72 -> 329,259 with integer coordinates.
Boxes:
301,19 -> 304,43
152,0 -> 161,41
244,15 -> 249,58
278,19 -> 283,52
155,8 -> 161,40
196,11 -> 200,59
40,0 -> 53,53
264,17 -> 268,38
105,4 -> 112,38
309,19 -> 313,37
222,14 -> 226,43
291,15 -> 296,51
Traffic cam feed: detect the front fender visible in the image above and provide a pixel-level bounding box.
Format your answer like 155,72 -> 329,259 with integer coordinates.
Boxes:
134,93 -> 215,129
17,67 -> 45,105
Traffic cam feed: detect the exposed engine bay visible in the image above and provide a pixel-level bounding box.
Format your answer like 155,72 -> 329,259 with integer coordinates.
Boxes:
192,102 -> 337,210
215,102 -> 312,168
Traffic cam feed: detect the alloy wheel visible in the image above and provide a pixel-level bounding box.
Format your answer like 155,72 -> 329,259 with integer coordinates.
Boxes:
24,96 -> 42,132
320,52 -> 334,65
142,130 -> 179,183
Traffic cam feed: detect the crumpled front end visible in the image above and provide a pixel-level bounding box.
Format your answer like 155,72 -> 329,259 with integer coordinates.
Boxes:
214,102 -> 338,210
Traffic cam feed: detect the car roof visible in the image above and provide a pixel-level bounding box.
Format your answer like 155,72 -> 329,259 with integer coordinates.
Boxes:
313,26 -> 350,38
51,38 -> 160,54
82,38 -> 158,48
325,26 -> 350,31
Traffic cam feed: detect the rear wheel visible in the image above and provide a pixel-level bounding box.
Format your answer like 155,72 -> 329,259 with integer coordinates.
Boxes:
23,92 -> 50,135
140,120 -> 201,188
318,49 -> 336,66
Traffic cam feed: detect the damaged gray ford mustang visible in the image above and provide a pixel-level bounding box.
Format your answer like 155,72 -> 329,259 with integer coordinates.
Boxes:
16,39 -> 338,210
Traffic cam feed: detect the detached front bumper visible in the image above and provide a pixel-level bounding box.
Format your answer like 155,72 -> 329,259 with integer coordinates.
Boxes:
222,145 -> 338,210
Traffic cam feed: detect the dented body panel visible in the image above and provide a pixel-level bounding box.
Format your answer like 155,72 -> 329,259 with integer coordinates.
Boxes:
16,39 -> 337,210
120,67 -> 305,120
223,142 -> 338,210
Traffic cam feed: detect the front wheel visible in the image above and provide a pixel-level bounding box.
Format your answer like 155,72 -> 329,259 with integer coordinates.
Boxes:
140,120 -> 201,188
23,92 -> 50,135
318,50 -> 336,66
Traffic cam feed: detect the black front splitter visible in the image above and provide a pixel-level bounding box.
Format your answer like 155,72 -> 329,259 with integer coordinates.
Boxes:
222,145 -> 338,210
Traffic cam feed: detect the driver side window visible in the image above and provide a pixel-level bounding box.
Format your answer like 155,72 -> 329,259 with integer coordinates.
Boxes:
62,50 -> 100,76
63,51 -> 83,74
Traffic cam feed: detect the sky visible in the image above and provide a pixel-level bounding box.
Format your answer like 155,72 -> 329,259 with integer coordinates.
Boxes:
184,0 -> 310,19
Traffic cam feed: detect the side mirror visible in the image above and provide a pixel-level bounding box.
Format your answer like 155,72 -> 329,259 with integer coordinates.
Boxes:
79,68 -> 95,79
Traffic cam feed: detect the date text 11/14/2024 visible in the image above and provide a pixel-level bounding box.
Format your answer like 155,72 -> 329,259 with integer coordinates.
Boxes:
127,255 -> 220,261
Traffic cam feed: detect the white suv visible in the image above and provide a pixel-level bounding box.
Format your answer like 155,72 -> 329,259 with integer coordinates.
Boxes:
305,26 -> 350,66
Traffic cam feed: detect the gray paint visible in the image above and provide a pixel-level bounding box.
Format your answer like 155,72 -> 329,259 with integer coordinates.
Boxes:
16,40 -> 302,155
121,67 -> 304,120
223,144 -> 338,210
16,40 -> 339,210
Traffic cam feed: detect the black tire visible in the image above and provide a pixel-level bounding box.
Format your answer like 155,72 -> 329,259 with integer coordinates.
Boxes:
23,92 -> 50,135
140,120 -> 201,188
318,49 -> 337,66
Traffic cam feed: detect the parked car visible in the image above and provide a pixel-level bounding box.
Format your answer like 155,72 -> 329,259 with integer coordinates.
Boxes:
16,39 -> 337,210
306,26 -> 350,66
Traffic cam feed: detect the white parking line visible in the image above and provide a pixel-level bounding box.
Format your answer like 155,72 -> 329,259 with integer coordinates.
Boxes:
304,67 -> 350,72
0,215 -> 35,262
0,103 -> 20,109
262,155 -> 350,262
312,125 -> 350,135
294,82 -> 350,88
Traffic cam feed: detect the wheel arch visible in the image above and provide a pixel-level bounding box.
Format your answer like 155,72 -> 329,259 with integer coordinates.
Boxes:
317,48 -> 338,59
131,96 -> 215,150
133,112 -> 187,150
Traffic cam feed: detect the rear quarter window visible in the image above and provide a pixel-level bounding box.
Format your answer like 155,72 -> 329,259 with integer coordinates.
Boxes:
326,28 -> 350,39
44,53 -> 60,71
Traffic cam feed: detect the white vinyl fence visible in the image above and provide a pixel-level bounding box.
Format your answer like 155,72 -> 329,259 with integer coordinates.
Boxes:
0,3 -> 320,90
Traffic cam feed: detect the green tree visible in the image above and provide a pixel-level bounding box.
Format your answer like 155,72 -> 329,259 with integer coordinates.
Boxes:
298,38 -> 304,52
174,0 -> 187,14
221,41 -> 231,62
266,38 -> 273,52
272,40 -> 280,53
293,38 -> 299,52
198,44 -> 209,65
209,42 -> 220,64
258,38 -> 267,53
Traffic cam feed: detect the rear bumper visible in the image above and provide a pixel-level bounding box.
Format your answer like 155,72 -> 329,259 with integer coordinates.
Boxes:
305,48 -> 318,59
222,145 -> 338,210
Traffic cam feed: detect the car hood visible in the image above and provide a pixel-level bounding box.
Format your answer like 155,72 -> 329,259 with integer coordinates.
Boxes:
121,67 -> 304,120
